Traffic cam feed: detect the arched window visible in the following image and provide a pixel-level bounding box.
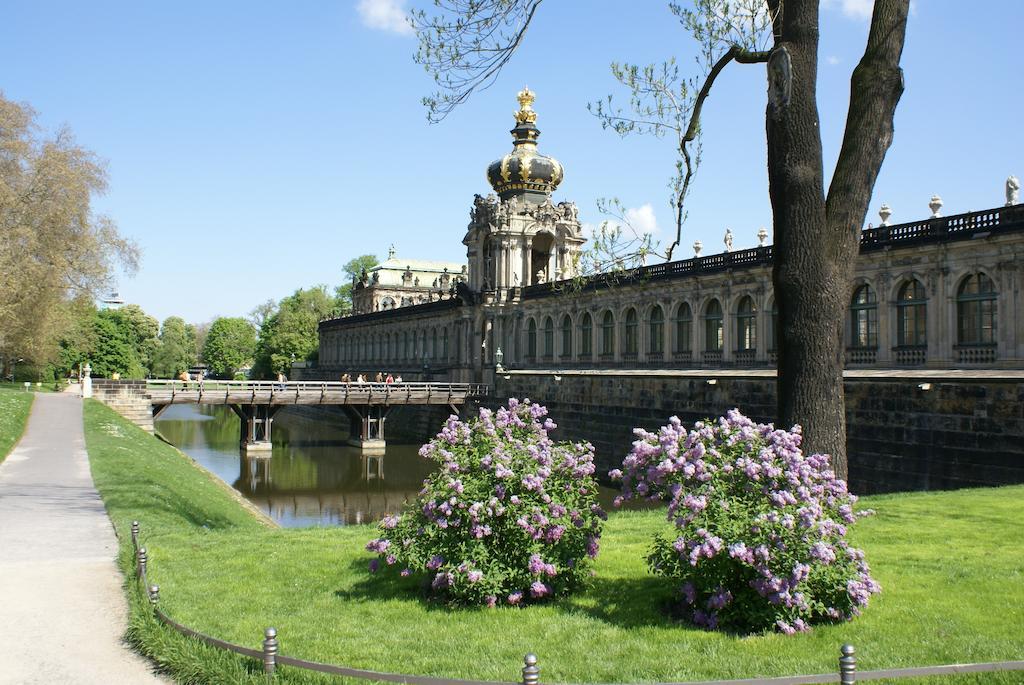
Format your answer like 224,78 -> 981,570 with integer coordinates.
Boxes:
543,316 -> 554,358
431,329 -> 438,359
403,331 -> 410,360
897,279 -> 927,347
527,319 -> 537,359
736,296 -> 757,351
443,328 -> 449,359
674,303 -> 692,353
850,285 -> 878,348
957,273 -> 996,345
579,313 -> 593,357
767,298 -> 778,352
648,305 -> 664,356
560,315 -> 573,358
624,308 -> 638,356
601,311 -> 615,357
704,299 -> 723,352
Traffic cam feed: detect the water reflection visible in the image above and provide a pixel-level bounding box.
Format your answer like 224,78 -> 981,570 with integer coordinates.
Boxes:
156,404 -> 433,527
156,404 -> 635,528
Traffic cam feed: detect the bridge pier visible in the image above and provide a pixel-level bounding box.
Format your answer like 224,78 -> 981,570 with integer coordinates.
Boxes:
229,404 -> 281,455
343,405 -> 390,455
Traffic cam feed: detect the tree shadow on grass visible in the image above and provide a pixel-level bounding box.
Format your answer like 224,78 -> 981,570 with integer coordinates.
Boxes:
335,557 -> 683,627
560,575 -> 680,629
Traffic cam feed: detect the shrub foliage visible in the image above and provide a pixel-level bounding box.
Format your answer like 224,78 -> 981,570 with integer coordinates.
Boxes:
611,409 -> 879,634
367,399 -> 606,606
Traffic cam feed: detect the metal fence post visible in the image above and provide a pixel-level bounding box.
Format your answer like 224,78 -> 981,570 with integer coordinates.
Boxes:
131,520 -> 140,550
840,644 -> 856,684
136,547 -> 147,580
522,653 -> 540,685
263,627 -> 278,679
148,585 -> 160,609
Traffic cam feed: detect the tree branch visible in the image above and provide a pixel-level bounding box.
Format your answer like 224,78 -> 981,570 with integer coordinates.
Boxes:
664,46 -> 768,261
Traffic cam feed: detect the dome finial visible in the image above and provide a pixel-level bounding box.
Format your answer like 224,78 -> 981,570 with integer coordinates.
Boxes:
515,86 -> 537,124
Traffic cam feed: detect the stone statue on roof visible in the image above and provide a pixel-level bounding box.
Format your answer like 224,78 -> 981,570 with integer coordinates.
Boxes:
1007,175 -> 1020,206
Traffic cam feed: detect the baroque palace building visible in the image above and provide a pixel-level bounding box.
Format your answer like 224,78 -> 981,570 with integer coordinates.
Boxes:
318,89 -> 1024,382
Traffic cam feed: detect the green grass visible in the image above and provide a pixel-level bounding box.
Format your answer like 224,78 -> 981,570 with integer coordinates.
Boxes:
0,387 -> 34,462
83,400 -> 1024,685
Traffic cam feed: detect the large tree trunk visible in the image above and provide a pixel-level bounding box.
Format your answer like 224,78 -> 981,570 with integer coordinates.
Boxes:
768,0 -> 908,480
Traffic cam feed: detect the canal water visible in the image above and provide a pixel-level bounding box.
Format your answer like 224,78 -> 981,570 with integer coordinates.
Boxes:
156,404 -> 629,528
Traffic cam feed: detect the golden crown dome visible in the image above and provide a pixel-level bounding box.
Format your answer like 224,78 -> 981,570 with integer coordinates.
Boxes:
486,88 -> 563,201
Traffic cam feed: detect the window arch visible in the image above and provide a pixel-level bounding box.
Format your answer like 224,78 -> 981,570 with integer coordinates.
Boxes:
704,299 -> 723,352
442,327 -> 450,360
543,316 -> 554,358
736,296 -> 757,351
560,314 -> 573,358
403,331 -> 410,360
600,311 -> 615,357
648,305 -> 664,356
579,313 -> 593,357
674,302 -> 692,353
850,284 -> 878,348
767,298 -> 778,352
957,273 -> 996,345
527,319 -> 538,359
897,279 -> 927,347
623,308 -> 638,356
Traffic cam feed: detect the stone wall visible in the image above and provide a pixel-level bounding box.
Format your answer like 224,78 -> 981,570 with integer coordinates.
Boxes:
483,371 -> 1024,495
90,380 -> 154,433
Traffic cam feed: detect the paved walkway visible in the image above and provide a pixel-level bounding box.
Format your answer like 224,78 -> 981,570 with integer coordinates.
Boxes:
0,393 -> 168,684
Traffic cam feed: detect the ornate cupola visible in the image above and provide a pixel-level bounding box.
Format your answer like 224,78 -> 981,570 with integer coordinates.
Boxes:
486,88 -> 564,203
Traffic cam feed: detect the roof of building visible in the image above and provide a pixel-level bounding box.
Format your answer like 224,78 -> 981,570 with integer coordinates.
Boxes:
363,254 -> 466,288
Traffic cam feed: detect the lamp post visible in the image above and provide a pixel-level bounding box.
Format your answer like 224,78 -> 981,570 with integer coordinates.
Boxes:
495,347 -> 504,372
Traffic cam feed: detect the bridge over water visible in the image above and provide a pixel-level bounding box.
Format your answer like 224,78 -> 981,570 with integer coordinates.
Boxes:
92,379 -> 488,454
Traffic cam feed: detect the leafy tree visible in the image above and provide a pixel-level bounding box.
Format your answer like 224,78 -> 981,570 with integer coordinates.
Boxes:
151,316 -> 198,378
334,254 -> 379,316
90,309 -> 144,378
411,0 -> 910,478
55,297 -> 99,378
0,92 -> 138,377
115,304 -> 160,375
202,317 -> 256,378
253,285 -> 338,377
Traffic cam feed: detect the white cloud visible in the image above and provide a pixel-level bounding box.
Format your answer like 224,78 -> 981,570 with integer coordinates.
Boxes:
823,0 -> 874,20
826,55 -> 841,66
624,203 -> 659,236
582,203 -> 660,240
357,0 -> 414,36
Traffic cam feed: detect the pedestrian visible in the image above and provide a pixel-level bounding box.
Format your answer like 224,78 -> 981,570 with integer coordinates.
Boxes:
395,374 -> 403,384
341,372 -> 350,383
385,372 -> 394,384
178,369 -> 191,389
356,373 -> 366,384
375,371 -> 384,383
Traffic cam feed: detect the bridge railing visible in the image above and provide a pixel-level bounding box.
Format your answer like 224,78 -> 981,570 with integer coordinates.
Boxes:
145,379 -> 489,397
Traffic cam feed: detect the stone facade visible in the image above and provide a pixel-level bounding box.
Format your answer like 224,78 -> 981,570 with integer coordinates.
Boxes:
485,370 -> 1024,494
350,247 -> 466,315
319,89 -> 1024,380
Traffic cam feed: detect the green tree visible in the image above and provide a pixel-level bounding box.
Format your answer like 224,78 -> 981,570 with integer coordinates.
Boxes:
0,92 -> 139,376
253,285 -> 338,378
90,309 -> 144,378
115,304 -> 160,376
202,317 -> 256,378
55,297 -> 99,378
334,254 -> 378,316
412,0 -> 910,478
151,316 -> 198,378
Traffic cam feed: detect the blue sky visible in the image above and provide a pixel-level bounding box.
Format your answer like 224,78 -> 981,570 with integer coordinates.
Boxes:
2,1 -> 1021,324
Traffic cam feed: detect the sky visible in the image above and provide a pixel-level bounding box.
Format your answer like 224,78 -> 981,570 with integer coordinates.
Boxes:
2,1 -> 1022,324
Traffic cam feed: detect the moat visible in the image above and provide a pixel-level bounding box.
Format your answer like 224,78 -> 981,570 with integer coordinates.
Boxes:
156,403 -> 627,527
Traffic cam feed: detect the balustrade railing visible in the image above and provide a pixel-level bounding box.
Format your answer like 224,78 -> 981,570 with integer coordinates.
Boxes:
522,205 -> 1024,301
955,344 -> 997,364
846,348 -> 878,366
893,347 -> 927,366
127,519 -> 1024,685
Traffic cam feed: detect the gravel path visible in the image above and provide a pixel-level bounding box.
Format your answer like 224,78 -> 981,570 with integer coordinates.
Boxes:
0,393 -> 169,684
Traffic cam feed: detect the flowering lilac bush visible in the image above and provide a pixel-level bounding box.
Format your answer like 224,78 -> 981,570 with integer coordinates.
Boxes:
367,399 -> 605,606
610,409 -> 879,634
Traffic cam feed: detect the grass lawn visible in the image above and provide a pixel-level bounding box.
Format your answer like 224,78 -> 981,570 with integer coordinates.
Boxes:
83,400 -> 1024,685
0,387 -> 34,462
